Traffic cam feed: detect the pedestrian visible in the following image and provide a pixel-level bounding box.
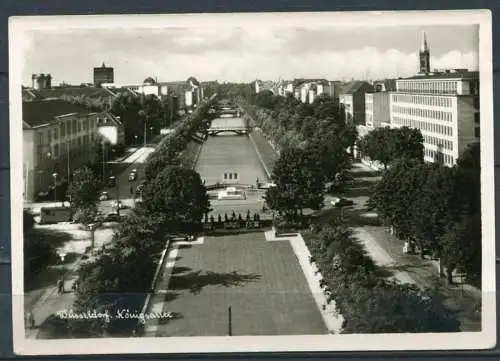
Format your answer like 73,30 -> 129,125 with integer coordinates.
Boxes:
57,279 -> 64,294
26,312 -> 35,329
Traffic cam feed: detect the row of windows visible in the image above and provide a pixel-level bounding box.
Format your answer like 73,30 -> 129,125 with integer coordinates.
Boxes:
37,117 -> 99,145
392,105 -> 453,122
392,94 -> 452,107
392,117 -> 453,137
397,80 -> 458,94
423,135 -> 453,151
424,148 -> 455,166
36,134 -> 96,163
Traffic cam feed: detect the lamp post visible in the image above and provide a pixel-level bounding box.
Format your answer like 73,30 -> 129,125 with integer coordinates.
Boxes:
66,141 -> 70,184
52,173 -> 58,202
102,141 -> 106,181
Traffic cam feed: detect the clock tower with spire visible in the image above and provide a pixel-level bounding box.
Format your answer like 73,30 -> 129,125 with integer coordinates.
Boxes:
419,31 -> 430,74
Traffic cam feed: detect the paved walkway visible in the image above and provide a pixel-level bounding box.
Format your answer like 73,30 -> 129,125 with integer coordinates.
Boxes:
24,226 -> 115,339
25,257 -> 83,339
143,238 -> 205,336
353,228 -> 415,285
264,229 -> 344,334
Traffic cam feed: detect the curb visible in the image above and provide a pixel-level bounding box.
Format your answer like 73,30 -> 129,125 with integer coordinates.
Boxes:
137,241 -> 172,333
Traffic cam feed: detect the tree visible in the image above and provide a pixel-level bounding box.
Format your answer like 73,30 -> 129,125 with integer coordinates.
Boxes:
391,126 -> 424,162
266,147 -> 325,218
361,127 -> 424,169
68,166 -> 101,248
340,282 -> 460,333
142,166 -> 211,233
359,127 -> 393,168
455,142 -> 480,215
23,210 -> 58,279
409,164 -> 458,259
72,207 -> 168,337
440,211 -> 481,285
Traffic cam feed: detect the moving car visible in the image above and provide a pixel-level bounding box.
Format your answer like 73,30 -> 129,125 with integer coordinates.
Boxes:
128,171 -> 137,181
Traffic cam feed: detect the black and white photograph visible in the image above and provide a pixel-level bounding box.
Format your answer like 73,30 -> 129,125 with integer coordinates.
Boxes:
10,10 -> 495,355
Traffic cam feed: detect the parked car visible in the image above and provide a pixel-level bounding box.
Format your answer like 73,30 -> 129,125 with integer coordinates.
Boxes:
38,206 -> 72,225
99,191 -> 109,201
111,200 -> 127,209
104,211 -> 121,222
331,197 -> 354,208
128,171 -> 137,182
107,176 -> 117,187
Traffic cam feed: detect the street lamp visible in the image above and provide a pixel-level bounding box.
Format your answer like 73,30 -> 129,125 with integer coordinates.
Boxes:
52,173 -> 58,202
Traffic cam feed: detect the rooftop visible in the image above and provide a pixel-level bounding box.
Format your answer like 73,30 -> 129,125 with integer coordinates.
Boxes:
339,81 -> 374,95
23,99 -> 98,128
31,86 -> 115,101
404,70 -> 479,80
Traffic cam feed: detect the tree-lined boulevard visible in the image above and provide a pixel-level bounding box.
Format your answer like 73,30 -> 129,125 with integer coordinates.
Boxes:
24,85 -> 481,338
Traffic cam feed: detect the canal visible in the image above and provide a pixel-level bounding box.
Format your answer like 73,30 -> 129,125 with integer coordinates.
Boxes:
195,117 -> 268,187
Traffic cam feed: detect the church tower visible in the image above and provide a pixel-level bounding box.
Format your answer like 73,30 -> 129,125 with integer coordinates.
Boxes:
419,31 -> 430,74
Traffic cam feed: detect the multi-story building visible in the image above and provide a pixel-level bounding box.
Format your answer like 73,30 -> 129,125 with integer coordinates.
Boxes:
23,99 -> 124,202
365,91 -> 391,129
388,32 -> 480,166
338,81 -> 375,125
93,63 -> 114,87
31,73 -> 52,90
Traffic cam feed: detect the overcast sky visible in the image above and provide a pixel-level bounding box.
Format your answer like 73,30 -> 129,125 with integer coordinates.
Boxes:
23,25 -> 478,85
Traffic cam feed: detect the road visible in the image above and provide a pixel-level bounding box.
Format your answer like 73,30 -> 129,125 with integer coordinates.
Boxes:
25,147 -> 155,218
102,146 -> 155,201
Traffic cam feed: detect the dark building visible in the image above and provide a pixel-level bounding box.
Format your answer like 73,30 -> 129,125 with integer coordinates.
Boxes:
31,73 -> 52,90
419,32 -> 431,75
93,62 -> 114,87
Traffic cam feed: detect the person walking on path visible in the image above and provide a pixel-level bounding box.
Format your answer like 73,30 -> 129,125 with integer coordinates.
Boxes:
26,311 -> 35,329
57,279 -> 64,295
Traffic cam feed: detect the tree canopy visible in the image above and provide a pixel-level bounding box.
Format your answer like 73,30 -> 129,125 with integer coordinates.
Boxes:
359,126 -> 424,168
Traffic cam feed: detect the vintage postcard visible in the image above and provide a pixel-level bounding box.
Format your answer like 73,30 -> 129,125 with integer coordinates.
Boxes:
9,10 -> 495,355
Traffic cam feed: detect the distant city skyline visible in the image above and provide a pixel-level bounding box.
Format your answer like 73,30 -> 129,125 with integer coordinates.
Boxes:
23,25 -> 478,86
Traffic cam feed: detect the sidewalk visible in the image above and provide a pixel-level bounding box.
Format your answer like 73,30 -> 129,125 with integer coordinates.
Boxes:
25,257 -> 83,339
353,228 -> 415,285
24,226 -> 115,339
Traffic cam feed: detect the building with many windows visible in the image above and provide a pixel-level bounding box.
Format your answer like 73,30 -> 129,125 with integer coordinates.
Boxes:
23,99 -> 123,202
365,91 -> 391,129
389,71 -> 479,166
388,32 -> 480,167
338,81 -> 375,125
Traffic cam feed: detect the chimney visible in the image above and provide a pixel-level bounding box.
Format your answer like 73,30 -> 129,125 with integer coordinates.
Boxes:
31,74 -> 36,88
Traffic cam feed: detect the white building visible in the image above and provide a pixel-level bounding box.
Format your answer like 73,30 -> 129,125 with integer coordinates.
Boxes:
388,33 -> 480,166
389,70 -> 479,166
23,99 -> 123,202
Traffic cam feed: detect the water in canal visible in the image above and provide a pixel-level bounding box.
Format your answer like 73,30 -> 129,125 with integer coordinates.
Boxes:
195,117 -> 268,186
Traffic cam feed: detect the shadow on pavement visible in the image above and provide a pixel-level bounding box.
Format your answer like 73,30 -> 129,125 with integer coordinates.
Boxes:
169,268 -> 262,295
